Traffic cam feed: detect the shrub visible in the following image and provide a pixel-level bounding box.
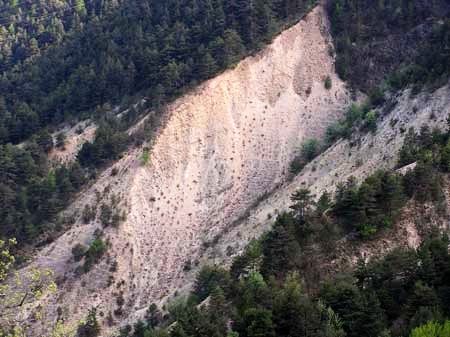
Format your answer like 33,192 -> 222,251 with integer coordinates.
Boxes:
358,223 -> 378,240
183,260 -> 192,271
56,133 -> 66,149
111,167 -> 119,176
100,203 -> 113,227
301,139 -> 320,161
290,139 -> 321,175
324,103 -> 368,145
364,110 -> 378,132
141,147 -> 150,165
410,320 -> 450,337
324,75 -> 332,90
83,238 -> 107,272
368,86 -> 385,107
194,265 -> 231,301
289,156 -> 305,175
72,243 -> 88,262
82,205 -> 96,223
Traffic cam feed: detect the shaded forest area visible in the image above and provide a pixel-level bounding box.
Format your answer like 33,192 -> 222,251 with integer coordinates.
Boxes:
327,0 -> 450,92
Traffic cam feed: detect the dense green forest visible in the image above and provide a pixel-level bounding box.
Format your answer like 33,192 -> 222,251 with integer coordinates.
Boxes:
0,118 -> 131,243
116,121 -> 450,337
327,0 -> 450,92
0,0 -> 120,72
0,0 -> 316,145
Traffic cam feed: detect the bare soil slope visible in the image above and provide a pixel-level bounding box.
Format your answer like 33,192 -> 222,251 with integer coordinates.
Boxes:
26,5 -> 351,332
48,120 -> 97,164
210,85 -> 450,267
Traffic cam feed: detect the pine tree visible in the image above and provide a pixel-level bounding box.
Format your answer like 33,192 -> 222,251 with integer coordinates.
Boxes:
317,191 -> 332,215
211,0 -> 226,36
358,181 -> 379,225
290,188 -> 314,222
380,172 -> 405,219
261,222 -> 299,277
209,286 -> 227,317
243,308 -> 276,337
237,271 -> 270,314
208,287 -> 228,336
273,272 -> 321,337
333,177 -> 360,228
357,292 -> 386,337
223,29 -> 244,66
398,127 -> 419,166
197,47 -> 218,79
405,281 -> 439,319
419,125 -> 433,149
75,0 -> 87,15
36,129 -> 54,153
254,0 -> 273,40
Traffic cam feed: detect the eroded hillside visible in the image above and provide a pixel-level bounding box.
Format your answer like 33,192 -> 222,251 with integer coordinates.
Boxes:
25,5 -> 351,332
210,84 -> 450,270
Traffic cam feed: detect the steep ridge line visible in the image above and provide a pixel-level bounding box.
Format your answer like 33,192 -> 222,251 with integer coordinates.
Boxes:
24,5 -> 351,333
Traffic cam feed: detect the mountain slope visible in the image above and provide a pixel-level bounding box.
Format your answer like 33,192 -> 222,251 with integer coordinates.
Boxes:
25,5 -> 350,332
210,84 -> 450,266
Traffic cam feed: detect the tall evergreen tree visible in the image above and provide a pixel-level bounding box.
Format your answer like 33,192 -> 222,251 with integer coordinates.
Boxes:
261,222 -> 299,277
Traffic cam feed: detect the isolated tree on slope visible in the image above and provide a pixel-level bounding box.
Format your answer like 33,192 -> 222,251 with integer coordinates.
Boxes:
290,188 -> 314,222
